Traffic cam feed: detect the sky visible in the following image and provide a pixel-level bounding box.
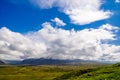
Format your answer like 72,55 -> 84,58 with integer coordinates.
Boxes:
0,0 -> 120,62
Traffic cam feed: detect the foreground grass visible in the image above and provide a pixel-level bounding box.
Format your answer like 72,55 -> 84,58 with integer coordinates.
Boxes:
0,64 -> 103,80
1,63 -> 120,80
0,65 -> 65,80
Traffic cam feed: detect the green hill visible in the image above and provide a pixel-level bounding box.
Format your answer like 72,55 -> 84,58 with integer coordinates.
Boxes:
54,63 -> 120,80
0,63 -> 120,80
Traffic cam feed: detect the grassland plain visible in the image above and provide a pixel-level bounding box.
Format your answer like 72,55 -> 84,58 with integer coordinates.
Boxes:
0,63 -> 119,80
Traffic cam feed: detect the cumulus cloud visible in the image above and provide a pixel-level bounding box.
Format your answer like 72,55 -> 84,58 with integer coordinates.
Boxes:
34,23 -> 119,60
100,44 -> 120,61
100,24 -> 119,31
0,22 -> 120,61
0,27 -> 46,60
51,17 -> 66,26
30,0 -> 112,25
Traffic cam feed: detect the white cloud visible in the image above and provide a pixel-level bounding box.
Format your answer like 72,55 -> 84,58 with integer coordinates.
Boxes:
0,27 -> 46,60
35,23 -> 118,60
100,44 -> 120,61
51,17 -> 66,26
100,24 -> 119,31
0,23 -> 120,61
30,0 -> 112,25
66,9 -> 111,25
116,0 -> 120,3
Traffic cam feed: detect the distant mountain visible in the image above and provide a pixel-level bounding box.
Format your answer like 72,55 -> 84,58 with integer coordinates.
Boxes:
20,58 -> 99,65
0,60 -> 5,65
5,60 -> 22,65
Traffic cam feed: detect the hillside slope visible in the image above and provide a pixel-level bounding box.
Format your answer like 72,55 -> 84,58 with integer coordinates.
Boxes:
54,63 -> 120,80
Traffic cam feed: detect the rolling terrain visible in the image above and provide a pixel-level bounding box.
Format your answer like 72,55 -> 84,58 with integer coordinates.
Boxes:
0,62 -> 120,80
54,63 -> 120,80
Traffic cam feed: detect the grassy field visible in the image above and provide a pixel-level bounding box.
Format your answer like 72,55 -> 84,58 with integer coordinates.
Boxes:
0,63 -> 119,80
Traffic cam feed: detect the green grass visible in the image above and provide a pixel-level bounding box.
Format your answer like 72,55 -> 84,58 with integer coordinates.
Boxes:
54,63 -> 120,80
0,65 -> 66,80
0,63 -> 120,80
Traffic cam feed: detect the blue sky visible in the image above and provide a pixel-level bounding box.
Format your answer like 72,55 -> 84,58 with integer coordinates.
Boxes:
0,0 -> 69,32
0,0 -> 120,32
0,0 -> 120,61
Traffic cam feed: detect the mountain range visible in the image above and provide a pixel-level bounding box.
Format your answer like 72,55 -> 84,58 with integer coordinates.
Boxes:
0,60 -> 5,65
0,58 -> 112,65
20,58 -> 101,65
